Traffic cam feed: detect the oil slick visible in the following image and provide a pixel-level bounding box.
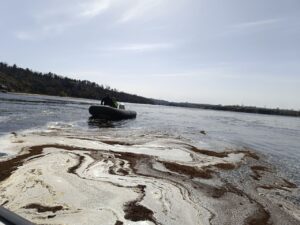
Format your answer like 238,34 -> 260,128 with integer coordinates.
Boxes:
0,127 -> 299,225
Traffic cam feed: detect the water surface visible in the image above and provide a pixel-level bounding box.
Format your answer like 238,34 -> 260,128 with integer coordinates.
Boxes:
1,92 -> 299,184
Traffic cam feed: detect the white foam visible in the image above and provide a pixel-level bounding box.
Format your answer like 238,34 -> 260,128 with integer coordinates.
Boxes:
0,134 -> 21,156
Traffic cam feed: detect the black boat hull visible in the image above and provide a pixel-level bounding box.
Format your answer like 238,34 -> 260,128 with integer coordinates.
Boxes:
89,105 -> 137,120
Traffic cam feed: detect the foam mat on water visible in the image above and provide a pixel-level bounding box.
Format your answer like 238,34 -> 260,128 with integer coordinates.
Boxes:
0,128 -> 299,225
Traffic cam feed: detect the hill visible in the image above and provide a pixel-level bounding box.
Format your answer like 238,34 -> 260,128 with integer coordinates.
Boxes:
0,62 -> 154,104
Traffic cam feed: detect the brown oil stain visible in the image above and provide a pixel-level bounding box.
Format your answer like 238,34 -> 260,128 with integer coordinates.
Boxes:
24,204 -> 64,213
188,145 -> 259,160
68,154 -> 85,174
282,179 -> 297,188
101,140 -> 134,146
251,166 -> 270,180
245,203 -> 271,225
0,144 -> 90,182
0,146 -> 43,182
213,163 -> 236,170
161,161 -> 213,179
123,185 -> 158,224
188,146 -> 229,157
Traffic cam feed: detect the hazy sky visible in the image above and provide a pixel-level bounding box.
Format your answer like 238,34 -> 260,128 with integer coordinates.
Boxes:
1,0 -> 300,109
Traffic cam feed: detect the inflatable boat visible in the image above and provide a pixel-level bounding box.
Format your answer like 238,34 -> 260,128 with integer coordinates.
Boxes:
89,105 -> 137,120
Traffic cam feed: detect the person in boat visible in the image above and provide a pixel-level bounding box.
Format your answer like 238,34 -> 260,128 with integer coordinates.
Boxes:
101,94 -> 118,108
112,97 -> 118,108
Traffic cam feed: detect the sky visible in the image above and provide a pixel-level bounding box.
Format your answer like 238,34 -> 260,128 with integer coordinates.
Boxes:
0,0 -> 300,109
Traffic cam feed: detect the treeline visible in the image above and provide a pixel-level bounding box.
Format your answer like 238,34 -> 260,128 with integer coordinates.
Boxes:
166,102 -> 300,117
1,62 -> 299,117
0,62 -> 154,104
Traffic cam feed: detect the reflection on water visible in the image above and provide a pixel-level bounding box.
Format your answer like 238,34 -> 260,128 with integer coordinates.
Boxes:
88,117 -> 136,129
88,117 -> 116,128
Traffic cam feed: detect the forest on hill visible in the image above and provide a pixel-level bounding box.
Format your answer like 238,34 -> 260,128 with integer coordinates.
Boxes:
0,62 -> 154,104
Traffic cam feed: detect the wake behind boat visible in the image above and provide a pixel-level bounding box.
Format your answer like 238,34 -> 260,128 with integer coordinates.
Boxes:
89,105 -> 137,120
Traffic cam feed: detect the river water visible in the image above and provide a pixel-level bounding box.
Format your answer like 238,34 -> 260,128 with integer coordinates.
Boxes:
1,92 -> 299,184
0,92 -> 299,225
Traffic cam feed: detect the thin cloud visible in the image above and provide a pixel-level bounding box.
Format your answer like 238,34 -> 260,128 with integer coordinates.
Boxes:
15,0 -> 112,40
78,0 -> 111,18
141,65 -> 241,79
36,0 -> 111,20
14,0 -> 171,40
15,21 -> 73,40
96,43 -> 174,53
116,43 -> 173,51
217,18 -> 284,37
118,0 -> 168,23
15,31 -> 36,41
230,18 -> 283,29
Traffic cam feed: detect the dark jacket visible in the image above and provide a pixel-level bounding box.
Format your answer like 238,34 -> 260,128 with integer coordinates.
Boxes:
101,96 -> 117,108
